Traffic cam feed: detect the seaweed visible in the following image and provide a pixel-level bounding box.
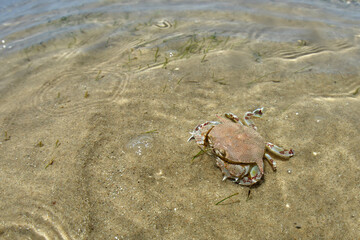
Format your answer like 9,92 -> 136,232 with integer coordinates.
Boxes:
95,70 -> 104,81
215,192 -> 239,205
162,57 -> 169,68
253,71 -> 279,83
177,76 -> 185,85
45,158 -> 54,169
223,36 -> 230,48
293,64 -> 312,74
142,129 -> 158,134
154,47 -> 160,62
162,83 -> 167,92
67,32 -> 77,48
251,50 -> 262,63
201,54 -> 207,63
173,20 -> 178,29
212,72 -> 227,85
177,34 -> 224,59
191,149 -> 206,162
352,87 -> 359,96
3,131 -> 10,141
297,39 -> 308,46
128,48 -> 138,63
246,189 -> 251,201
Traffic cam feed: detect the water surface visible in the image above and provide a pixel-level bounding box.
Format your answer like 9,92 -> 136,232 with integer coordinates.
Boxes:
0,0 -> 359,239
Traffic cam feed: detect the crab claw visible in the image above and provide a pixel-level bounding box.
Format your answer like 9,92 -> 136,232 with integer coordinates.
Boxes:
187,132 -> 195,142
266,142 -> 295,158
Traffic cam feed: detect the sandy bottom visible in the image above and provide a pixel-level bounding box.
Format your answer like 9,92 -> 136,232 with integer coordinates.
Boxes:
0,31 -> 359,239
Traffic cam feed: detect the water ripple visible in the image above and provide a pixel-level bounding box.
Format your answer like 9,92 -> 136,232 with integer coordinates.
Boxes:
33,70 -> 128,117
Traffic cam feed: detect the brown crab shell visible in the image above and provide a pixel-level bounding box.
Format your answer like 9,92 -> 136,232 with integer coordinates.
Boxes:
207,119 -> 266,174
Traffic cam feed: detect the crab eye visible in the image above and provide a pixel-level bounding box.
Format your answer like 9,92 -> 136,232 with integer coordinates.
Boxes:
215,148 -> 226,158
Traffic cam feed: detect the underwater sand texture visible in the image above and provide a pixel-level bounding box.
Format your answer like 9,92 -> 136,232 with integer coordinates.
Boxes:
1,1 -> 360,239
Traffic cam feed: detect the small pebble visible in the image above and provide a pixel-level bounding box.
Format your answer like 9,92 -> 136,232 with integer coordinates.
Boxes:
287,169 -> 292,174
294,223 -> 301,229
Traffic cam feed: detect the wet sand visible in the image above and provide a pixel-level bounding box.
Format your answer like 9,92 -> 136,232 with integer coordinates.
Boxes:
0,1 -> 359,239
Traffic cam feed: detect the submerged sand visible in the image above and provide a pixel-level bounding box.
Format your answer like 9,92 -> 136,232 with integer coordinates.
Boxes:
0,2 -> 359,239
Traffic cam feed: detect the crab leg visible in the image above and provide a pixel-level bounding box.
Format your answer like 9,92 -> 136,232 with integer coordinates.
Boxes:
224,113 -> 243,125
264,153 -> 277,171
243,108 -> 264,131
187,121 -> 220,146
266,142 -> 294,158
238,164 -> 263,186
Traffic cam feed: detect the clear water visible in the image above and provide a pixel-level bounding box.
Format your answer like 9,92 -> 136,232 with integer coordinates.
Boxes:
0,0 -> 359,239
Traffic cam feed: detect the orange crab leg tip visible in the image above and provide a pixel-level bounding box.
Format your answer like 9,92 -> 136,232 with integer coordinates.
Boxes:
254,107 -> 264,116
266,142 -> 294,158
289,149 -> 295,156
278,149 -> 294,157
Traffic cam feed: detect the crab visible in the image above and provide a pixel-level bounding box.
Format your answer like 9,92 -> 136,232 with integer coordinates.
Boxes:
188,108 -> 294,186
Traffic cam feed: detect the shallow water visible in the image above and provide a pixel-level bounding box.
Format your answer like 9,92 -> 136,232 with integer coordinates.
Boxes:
0,0 -> 359,239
